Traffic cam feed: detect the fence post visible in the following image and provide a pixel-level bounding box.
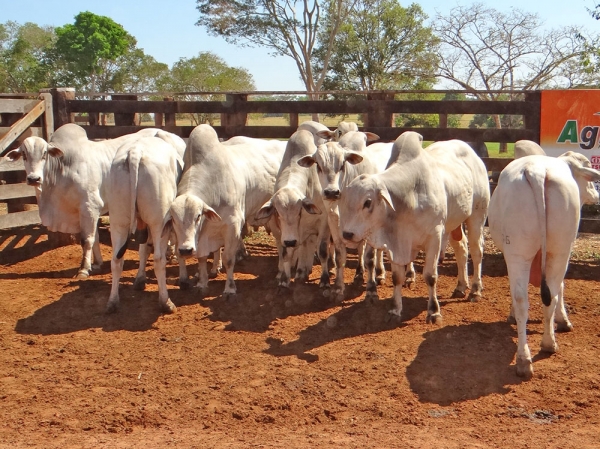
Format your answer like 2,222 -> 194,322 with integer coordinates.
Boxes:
364,91 -> 394,130
46,87 -> 75,129
221,94 -> 248,138
112,94 -> 138,126
523,91 -> 541,143
39,91 -> 54,141
164,97 -> 176,128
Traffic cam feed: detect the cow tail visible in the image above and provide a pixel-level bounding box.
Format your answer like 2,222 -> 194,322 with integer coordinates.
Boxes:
127,146 -> 143,237
525,167 -> 551,307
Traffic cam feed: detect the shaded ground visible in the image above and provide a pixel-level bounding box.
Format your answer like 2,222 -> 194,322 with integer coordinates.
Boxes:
1,225 -> 599,448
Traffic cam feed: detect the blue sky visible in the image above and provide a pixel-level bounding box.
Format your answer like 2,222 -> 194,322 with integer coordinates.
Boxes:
3,0 -> 598,91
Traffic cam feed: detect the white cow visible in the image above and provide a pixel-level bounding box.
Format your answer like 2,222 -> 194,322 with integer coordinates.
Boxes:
256,129 -> 330,289
4,124 -> 184,278
339,131 -> 490,323
297,130 -> 390,300
166,124 -> 284,297
488,151 -> 600,378
514,140 -> 546,159
297,121 -> 331,146
106,136 -> 185,314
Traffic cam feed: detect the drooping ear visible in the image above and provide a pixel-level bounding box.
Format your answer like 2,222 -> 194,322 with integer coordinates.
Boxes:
161,216 -> 173,238
344,151 -> 364,165
378,187 -> 395,211
5,149 -> 22,161
301,198 -> 321,215
47,143 -> 64,158
316,130 -> 335,140
297,155 -> 316,168
256,200 -> 275,220
365,132 -> 380,143
203,205 -> 222,222
574,165 -> 600,183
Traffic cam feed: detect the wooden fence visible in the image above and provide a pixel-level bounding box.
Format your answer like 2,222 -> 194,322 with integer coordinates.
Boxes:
0,88 -> 598,233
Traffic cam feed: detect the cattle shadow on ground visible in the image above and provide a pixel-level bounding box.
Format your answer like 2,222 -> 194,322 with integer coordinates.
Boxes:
262,295 -> 431,361
406,322 -> 522,405
0,226 -> 54,266
14,278 -> 169,335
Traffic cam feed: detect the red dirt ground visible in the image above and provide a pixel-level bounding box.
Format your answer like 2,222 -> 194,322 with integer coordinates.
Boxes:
1,224 -> 599,448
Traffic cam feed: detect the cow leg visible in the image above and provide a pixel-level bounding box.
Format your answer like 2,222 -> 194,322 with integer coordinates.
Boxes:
404,261 -> 415,288
389,262 -> 406,316
364,245 -> 378,302
507,260 -> 533,378
317,235 -> 331,289
222,239 -> 239,298
375,249 -> 386,285
92,228 -> 103,271
209,248 -> 222,278
153,225 -> 176,314
194,256 -> 209,294
295,233 -> 315,282
423,235 -> 443,324
106,226 -> 129,314
133,243 -> 149,291
466,218 -> 486,302
540,258 -> 570,353
175,248 -> 190,290
76,215 -> 98,279
354,240 -> 366,282
447,228 -> 469,298
554,281 -> 573,332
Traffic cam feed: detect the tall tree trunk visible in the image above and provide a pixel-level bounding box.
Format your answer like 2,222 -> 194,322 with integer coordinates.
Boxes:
493,114 -> 507,153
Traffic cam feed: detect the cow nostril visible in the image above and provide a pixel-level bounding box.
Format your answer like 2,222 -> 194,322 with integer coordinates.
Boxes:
283,240 -> 297,248
178,248 -> 193,256
324,189 -> 340,199
342,231 -> 354,241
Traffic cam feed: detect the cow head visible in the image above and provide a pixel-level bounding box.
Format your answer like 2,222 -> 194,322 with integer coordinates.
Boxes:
559,151 -> 600,205
256,186 -> 321,249
298,142 -> 364,201
5,137 -> 63,188
167,193 -> 221,258
339,174 -> 395,246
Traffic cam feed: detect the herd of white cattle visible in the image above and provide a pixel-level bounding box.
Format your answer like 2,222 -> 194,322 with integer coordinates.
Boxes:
5,120 -> 600,378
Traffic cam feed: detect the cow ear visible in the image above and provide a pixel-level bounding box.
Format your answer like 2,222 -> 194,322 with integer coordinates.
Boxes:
47,143 -> 64,158
5,149 -> 22,161
365,132 -> 380,143
345,151 -> 364,165
378,187 -> 395,211
297,155 -> 316,168
161,216 -> 173,238
316,130 -> 334,141
302,198 -> 321,215
203,205 -> 222,222
256,200 -> 275,220
575,166 -> 600,183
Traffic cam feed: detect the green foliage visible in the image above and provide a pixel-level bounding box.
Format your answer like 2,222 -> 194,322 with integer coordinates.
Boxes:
157,51 -> 255,125
53,11 -> 135,93
0,21 -> 56,92
315,0 -> 439,91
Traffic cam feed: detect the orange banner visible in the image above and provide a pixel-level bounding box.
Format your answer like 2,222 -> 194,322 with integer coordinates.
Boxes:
540,90 -> 600,170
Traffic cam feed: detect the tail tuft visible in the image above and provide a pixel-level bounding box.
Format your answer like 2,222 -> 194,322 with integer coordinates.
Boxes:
541,276 -> 551,306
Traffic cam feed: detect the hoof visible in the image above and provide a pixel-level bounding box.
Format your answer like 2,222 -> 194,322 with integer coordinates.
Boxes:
364,291 -> 379,305
75,270 -> 90,280
133,278 -> 146,291
376,276 -> 385,286
353,272 -> 364,284
105,301 -> 119,314
91,264 -> 103,273
556,321 -> 573,333
516,357 -> 534,379
179,279 -> 191,291
403,279 -> 414,289
540,341 -> 558,354
167,256 -> 179,265
426,313 -> 443,325
507,315 -> 517,325
468,292 -> 481,302
388,308 -> 402,318
322,288 -> 331,298
451,289 -> 466,299
208,271 -> 219,279
223,292 -> 237,300
160,299 -> 177,314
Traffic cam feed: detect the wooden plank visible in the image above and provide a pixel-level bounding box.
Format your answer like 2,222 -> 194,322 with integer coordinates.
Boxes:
0,99 -> 39,114
0,158 -> 25,172
40,92 -> 54,141
0,209 -> 40,229
0,183 -> 36,201
0,100 -> 45,153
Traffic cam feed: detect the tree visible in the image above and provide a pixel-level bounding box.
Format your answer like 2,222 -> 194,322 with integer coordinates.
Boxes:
53,11 -> 135,94
195,0 -> 355,99
315,0 -> 439,91
157,52 -> 256,125
0,21 -> 56,92
433,3 -> 589,151
102,49 -> 169,94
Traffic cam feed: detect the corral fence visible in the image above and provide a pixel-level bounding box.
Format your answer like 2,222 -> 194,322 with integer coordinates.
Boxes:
1,88 -> 599,234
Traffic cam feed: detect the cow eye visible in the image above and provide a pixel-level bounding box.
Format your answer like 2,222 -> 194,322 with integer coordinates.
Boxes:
363,198 -> 372,209
316,164 -> 322,174
340,164 -> 345,172
22,153 -> 27,161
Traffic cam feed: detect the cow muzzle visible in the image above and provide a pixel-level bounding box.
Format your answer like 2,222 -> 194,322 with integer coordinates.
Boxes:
323,188 -> 341,200
178,247 -> 194,258
26,175 -> 41,186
